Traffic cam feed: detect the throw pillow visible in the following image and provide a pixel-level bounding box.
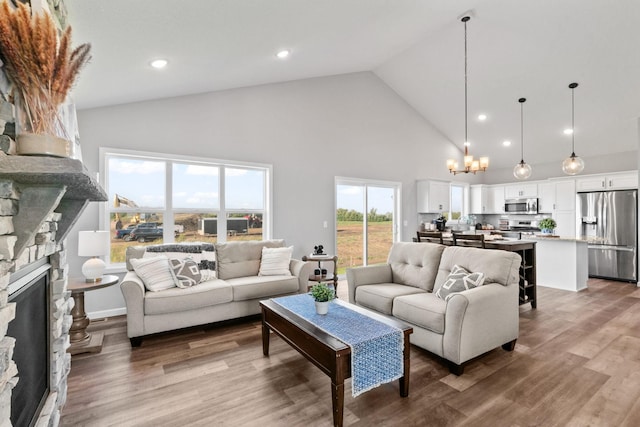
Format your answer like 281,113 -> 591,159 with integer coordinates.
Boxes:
169,258 -> 202,288
130,257 -> 177,292
436,265 -> 485,301
258,246 -> 293,276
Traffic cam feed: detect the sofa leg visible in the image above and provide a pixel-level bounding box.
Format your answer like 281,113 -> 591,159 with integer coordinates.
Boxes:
448,362 -> 464,376
130,337 -> 143,347
502,339 -> 517,351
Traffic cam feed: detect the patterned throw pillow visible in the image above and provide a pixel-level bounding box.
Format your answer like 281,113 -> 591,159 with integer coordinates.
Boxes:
436,265 -> 485,301
130,257 -> 177,292
258,246 -> 293,276
169,258 -> 202,288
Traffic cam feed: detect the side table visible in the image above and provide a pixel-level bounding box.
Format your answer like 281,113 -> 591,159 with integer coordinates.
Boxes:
302,255 -> 338,294
68,275 -> 119,355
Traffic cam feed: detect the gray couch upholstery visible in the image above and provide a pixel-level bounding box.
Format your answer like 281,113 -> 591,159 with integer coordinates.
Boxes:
120,240 -> 313,346
347,242 -> 521,374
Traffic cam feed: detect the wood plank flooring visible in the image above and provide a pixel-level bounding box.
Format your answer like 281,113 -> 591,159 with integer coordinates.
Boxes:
61,279 -> 640,426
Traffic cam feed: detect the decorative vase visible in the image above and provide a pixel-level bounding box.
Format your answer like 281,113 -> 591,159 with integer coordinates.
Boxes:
315,301 -> 329,315
14,94 -> 79,158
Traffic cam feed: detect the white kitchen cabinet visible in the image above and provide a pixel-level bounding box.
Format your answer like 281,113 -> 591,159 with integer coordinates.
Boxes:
550,179 -> 576,238
504,183 -> 538,199
417,180 -> 450,213
575,171 -> 638,192
470,184 -> 489,214
490,185 -> 505,214
538,182 -> 555,213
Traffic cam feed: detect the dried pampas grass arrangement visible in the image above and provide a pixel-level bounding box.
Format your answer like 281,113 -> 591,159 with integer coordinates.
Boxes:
0,2 -> 90,138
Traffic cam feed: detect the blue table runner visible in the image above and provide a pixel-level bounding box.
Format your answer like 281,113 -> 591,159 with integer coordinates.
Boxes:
272,294 -> 404,397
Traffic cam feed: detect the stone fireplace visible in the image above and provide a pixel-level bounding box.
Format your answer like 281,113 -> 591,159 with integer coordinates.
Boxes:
0,155 -> 106,426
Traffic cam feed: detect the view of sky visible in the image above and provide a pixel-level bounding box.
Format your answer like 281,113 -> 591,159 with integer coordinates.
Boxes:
337,184 -> 395,214
108,157 -> 265,211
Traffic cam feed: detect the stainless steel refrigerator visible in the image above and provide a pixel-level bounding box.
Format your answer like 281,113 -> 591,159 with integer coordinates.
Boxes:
578,189 -> 637,283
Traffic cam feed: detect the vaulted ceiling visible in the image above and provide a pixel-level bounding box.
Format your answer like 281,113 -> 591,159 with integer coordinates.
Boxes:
66,0 -> 640,170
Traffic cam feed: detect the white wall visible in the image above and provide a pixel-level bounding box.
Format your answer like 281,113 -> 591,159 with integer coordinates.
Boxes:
70,71 -> 468,316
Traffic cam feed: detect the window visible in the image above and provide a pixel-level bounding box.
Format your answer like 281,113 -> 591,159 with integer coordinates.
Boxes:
447,183 -> 468,224
101,148 -> 271,266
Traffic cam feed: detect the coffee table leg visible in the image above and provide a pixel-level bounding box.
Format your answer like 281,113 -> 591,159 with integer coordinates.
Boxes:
261,311 -> 270,356
400,333 -> 410,397
331,380 -> 344,427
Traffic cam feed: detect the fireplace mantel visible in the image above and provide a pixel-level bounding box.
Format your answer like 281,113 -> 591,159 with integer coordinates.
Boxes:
0,154 -> 107,259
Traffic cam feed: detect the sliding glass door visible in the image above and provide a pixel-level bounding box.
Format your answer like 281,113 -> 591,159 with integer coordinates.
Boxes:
336,178 -> 400,274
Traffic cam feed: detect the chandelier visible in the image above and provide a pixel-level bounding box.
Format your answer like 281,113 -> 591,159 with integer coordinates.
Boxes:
447,16 -> 489,175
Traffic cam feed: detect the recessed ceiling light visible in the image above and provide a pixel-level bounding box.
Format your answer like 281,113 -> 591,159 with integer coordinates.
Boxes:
503,140 -> 511,147
478,114 -> 487,121
276,49 -> 290,59
563,128 -> 573,135
150,59 -> 168,69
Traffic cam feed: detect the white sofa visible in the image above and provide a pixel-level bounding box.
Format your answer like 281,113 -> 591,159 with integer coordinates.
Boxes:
347,242 -> 521,374
120,240 -> 313,346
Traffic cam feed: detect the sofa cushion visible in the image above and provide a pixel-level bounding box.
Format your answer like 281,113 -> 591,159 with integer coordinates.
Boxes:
355,284 -> 426,315
169,258 -> 202,288
144,279 -> 232,315
435,265 -> 485,301
227,275 -> 299,301
130,257 -> 177,292
392,293 -> 447,334
216,240 -> 285,280
258,246 -> 293,276
434,246 -> 521,293
387,242 -> 445,291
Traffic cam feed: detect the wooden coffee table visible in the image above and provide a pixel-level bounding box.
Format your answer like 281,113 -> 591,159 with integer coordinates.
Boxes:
260,298 -> 412,427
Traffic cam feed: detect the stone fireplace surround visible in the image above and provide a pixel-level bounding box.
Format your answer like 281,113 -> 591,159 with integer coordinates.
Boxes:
0,154 -> 105,426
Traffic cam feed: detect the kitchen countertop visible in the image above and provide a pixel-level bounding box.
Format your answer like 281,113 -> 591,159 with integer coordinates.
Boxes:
522,235 -> 603,243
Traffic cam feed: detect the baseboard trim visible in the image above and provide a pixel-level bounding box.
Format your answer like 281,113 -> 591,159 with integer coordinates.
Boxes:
88,307 -> 126,320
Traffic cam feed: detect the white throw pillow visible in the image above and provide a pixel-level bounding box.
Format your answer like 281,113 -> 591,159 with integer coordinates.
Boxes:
130,257 -> 178,292
436,264 -> 485,301
258,246 -> 293,276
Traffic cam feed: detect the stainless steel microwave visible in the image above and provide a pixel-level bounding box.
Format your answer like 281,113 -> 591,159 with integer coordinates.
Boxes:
504,198 -> 538,214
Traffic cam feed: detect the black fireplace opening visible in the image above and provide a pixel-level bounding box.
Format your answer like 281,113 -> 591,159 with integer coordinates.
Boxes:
8,263 -> 50,427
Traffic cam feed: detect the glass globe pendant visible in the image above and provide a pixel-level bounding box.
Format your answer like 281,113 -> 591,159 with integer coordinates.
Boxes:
513,98 -> 532,180
563,83 -> 584,175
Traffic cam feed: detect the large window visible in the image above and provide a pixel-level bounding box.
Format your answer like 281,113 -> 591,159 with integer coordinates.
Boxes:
100,148 -> 271,265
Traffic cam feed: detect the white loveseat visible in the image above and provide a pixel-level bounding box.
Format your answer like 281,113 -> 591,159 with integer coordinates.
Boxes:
120,240 -> 313,346
347,242 -> 521,374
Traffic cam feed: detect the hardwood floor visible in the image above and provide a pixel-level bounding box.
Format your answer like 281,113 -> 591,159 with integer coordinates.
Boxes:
61,279 -> 640,426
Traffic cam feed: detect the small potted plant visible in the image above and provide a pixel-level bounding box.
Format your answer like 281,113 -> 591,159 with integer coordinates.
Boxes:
538,218 -> 557,234
310,283 -> 335,315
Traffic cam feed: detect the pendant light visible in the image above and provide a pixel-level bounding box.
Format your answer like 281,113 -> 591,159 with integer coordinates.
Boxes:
446,16 -> 489,175
513,97 -> 532,179
562,82 -> 585,175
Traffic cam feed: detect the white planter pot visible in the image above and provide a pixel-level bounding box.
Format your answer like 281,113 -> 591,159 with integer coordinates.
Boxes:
315,301 -> 329,315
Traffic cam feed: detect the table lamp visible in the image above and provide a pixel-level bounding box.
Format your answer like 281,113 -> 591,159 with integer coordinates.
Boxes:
78,230 -> 110,282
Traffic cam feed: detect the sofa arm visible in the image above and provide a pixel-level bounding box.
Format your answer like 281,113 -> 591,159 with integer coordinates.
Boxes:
290,258 -> 314,294
346,264 -> 393,304
443,282 -> 519,365
120,271 -> 146,338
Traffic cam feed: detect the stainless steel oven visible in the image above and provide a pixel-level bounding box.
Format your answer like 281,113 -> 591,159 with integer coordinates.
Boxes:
504,198 -> 538,214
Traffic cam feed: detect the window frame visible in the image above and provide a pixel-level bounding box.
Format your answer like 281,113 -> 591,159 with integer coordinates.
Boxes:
99,147 -> 272,270
447,182 -> 469,225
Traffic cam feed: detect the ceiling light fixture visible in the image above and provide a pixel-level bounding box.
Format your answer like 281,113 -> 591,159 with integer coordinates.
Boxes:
562,82 -> 585,175
503,140 -> 512,147
478,114 -> 487,121
447,16 -> 489,175
513,98 -> 532,180
276,49 -> 290,59
150,59 -> 168,69
563,128 -> 573,135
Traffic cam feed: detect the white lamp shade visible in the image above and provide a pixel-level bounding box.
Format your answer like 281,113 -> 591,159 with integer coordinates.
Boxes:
78,230 -> 109,257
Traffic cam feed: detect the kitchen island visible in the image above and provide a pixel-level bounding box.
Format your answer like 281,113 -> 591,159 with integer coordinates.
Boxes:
522,236 -> 588,292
